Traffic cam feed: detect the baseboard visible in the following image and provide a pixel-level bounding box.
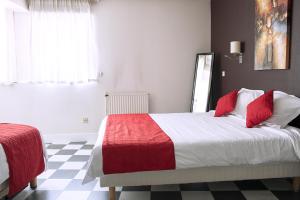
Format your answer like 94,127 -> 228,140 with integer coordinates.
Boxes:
42,132 -> 98,144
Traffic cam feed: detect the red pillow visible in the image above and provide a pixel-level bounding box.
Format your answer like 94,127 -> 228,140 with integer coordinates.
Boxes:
215,90 -> 238,117
246,90 -> 274,128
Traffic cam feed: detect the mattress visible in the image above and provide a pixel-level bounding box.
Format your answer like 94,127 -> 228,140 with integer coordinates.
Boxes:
0,134 -> 47,185
83,112 -> 300,183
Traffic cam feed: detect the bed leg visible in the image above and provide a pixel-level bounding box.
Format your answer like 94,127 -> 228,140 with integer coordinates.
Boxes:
293,177 -> 300,192
109,187 -> 116,200
30,177 -> 37,189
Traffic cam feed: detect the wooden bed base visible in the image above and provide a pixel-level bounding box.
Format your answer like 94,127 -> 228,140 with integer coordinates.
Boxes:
107,177 -> 300,200
0,177 -> 37,199
293,177 -> 300,192
29,178 -> 37,189
109,187 -> 116,200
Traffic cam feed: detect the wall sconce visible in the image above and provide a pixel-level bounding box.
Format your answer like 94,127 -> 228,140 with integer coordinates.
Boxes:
225,41 -> 243,64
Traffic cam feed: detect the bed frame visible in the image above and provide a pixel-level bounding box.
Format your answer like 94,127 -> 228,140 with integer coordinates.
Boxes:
0,177 -> 37,200
100,162 -> 300,200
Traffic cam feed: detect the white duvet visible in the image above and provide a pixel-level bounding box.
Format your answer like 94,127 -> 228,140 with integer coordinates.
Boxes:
83,112 -> 300,183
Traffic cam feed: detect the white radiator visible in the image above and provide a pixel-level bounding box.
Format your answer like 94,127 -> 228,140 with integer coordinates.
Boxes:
105,92 -> 149,115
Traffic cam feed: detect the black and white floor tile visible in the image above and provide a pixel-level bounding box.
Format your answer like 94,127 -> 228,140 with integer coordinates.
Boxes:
11,142 -> 300,200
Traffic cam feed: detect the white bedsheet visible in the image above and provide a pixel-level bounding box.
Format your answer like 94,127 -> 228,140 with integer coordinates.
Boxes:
0,145 -> 9,184
0,134 -> 48,185
83,112 -> 300,184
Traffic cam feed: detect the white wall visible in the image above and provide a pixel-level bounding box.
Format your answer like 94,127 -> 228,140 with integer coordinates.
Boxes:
9,0 -> 27,8
0,0 -> 211,141
4,0 -> 27,11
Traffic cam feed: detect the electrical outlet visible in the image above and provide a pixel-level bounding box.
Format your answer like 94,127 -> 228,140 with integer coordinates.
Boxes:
82,117 -> 89,124
222,70 -> 226,77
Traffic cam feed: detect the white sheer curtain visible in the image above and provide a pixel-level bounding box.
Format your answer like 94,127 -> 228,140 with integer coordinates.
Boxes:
0,3 -> 17,84
0,0 -> 97,84
25,0 -> 98,83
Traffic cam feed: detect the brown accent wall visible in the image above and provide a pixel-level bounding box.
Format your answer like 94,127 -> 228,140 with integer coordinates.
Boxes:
211,0 -> 300,106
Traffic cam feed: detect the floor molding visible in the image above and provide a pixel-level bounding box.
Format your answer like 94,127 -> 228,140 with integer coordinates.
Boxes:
42,132 -> 97,144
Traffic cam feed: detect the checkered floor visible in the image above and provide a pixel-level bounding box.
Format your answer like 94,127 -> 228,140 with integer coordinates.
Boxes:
12,141 -> 300,200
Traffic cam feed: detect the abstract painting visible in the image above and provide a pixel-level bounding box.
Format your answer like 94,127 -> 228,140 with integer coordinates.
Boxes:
255,0 -> 291,70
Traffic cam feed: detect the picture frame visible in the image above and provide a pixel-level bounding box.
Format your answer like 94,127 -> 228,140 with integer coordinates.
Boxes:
254,0 -> 292,70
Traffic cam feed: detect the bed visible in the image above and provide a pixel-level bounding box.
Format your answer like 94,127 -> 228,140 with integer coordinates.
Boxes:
0,124 -> 47,199
0,145 -> 9,199
84,112 -> 300,200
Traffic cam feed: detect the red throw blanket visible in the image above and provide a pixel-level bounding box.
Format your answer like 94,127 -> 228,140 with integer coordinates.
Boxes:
0,124 -> 45,198
102,114 -> 176,174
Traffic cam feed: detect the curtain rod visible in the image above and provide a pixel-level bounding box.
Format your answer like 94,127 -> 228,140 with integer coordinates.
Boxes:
26,0 -> 100,4
25,0 -> 100,10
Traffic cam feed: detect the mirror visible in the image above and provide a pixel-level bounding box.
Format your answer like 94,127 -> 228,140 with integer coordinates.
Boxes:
191,53 -> 215,112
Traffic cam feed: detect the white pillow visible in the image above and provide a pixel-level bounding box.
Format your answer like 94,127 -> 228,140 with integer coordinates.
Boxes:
231,88 -> 264,119
263,91 -> 300,128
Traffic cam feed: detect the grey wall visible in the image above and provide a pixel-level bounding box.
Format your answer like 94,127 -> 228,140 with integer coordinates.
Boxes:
211,0 -> 300,105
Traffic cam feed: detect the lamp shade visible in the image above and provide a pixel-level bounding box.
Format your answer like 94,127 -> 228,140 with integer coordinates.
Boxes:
230,41 -> 241,54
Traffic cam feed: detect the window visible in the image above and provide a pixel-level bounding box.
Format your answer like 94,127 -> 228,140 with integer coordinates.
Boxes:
0,0 -> 98,84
